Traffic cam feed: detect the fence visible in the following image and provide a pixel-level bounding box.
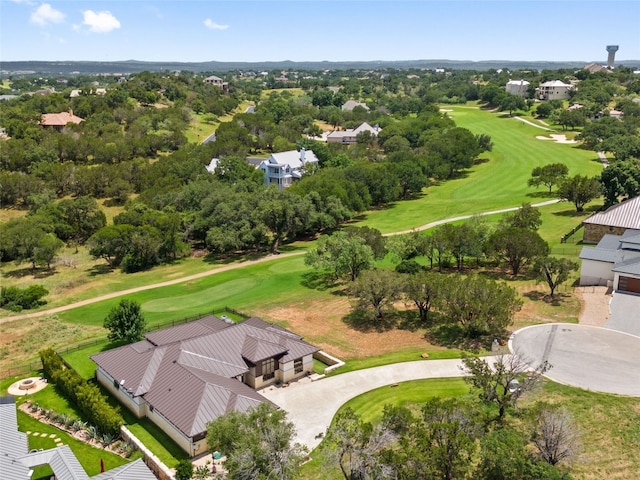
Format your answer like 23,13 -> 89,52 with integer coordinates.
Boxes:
0,306 -> 250,379
560,223 -> 584,244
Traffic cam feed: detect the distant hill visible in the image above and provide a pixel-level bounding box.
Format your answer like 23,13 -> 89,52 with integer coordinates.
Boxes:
1,59 -> 639,75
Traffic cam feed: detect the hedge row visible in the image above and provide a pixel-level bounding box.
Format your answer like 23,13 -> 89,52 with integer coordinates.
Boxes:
40,348 -> 123,436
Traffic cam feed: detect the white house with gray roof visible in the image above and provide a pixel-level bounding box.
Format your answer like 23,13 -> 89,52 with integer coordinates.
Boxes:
0,396 -> 155,480
536,80 -> 573,101
326,122 -> 381,145
91,316 -> 318,457
257,148 -> 319,189
579,229 -> 640,293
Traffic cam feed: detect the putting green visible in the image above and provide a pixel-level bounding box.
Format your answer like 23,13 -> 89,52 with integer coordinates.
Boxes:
142,277 -> 258,312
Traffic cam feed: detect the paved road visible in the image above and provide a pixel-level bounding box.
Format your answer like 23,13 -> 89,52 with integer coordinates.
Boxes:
260,358 -> 484,451
510,323 -> 640,396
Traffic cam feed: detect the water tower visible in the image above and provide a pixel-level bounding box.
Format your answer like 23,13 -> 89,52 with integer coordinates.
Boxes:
606,45 -> 619,68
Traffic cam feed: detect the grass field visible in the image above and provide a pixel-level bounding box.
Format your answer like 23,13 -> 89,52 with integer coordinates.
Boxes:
300,378 -> 640,480
17,410 -> 133,478
358,104 -> 603,234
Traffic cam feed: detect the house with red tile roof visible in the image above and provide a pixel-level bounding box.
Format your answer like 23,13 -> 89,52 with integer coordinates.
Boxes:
91,316 -> 318,457
39,110 -> 84,131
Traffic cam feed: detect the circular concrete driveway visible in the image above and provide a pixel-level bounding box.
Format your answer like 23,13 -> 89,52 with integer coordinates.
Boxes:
511,324 -> 640,396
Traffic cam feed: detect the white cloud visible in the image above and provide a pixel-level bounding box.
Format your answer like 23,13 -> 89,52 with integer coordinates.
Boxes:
30,3 -> 65,25
82,10 -> 121,33
204,18 -> 229,31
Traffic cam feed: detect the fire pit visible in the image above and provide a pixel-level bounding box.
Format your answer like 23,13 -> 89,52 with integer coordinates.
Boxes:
8,377 -> 49,396
19,379 -> 36,390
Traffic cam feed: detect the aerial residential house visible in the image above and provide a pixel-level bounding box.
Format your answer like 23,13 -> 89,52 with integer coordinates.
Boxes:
582,196 -> 640,244
579,229 -> 640,293
535,80 -> 573,101
91,316 -> 319,457
39,110 -> 84,131
0,396 -> 156,480
505,79 -> 530,97
257,148 -> 319,189
341,100 -> 370,111
326,122 -> 381,145
204,75 -> 229,92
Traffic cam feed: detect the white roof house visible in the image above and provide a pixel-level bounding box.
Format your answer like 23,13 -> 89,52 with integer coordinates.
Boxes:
505,79 -> 530,97
326,122 -> 381,145
341,100 -> 369,111
536,80 -> 572,101
257,148 -> 319,189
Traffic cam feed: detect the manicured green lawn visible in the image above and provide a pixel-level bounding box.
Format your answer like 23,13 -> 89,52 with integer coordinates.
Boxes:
338,377 -> 469,423
57,255 -> 320,326
17,410 -> 132,477
358,104 -> 603,234
61,340 -> 123,379
126,418 -> 189,467
337,348 -> 463,375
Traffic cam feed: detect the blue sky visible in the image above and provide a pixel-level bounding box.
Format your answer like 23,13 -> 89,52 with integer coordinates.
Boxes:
1,1 -> 639,63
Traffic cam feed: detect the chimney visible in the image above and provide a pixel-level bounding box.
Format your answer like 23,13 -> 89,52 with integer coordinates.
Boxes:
300,147 -> 306,163
69,109 -> 73,117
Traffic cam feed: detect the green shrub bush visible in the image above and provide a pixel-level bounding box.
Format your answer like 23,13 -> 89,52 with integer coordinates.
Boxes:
0,285 -> 48,311
39,348 -> 124,436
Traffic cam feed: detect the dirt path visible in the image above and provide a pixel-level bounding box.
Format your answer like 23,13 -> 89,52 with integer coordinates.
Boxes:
0,199 -> 561,323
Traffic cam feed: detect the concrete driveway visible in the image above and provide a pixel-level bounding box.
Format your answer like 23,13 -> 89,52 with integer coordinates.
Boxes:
260,358 -> 478,451
604,292 -> 640,337
264,322 -> 640,453
510,323 -> 640,396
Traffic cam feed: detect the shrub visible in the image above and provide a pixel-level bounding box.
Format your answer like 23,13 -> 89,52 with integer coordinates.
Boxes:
0,285 -> 49,311
39,348 -> 124,437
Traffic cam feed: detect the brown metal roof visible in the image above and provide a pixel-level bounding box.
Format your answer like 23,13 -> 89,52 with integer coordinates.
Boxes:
92,316 -> 318,439
584,197 -> 640,230
242,335 -> 288,363
145,315 -> 229,346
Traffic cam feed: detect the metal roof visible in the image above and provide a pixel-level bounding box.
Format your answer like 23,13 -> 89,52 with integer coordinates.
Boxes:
0,456 -> 31,480
242,335 -> 288,363
583,197 -> 640,230
145,315 -> 229,346
90,459 -> 157,480
0,398 -> 155,480
0,398 -> 29,460
18,445 -> 90,480
612,257 -> 640,275
580,246 -> 622,263
92,317 -> 318,439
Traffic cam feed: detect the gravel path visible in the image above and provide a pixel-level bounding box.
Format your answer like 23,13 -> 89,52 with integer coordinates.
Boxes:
575,286 -> 611,327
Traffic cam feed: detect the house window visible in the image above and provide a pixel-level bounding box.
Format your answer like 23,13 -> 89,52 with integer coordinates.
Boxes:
262,358 -> 275,380
294,358 -> 303,374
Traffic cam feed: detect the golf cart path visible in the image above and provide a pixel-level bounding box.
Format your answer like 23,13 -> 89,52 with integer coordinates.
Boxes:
387,198 -> 560,236
0,199 -> 560,323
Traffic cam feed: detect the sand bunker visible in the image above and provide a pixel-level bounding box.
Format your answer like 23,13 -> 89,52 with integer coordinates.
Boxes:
8,377 -> 49,396
536,134 -> 576,144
